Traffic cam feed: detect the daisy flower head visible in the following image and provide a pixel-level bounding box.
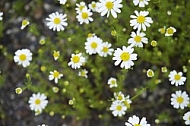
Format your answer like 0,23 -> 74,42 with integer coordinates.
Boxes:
150,40 -> 157,47
88,1 -> 98,12
107,77 -> 117,88
53,51 -> 60,60
49,70 -> 63,83
146,69 -> 154,77
78,69 -> 88,78
158,26 -> 166,34
0,12 -> 3,20
110,100 -> 127,117
76,8 -> 93,24
171,90 -> 189,109
38,124 -> 48,126
68,53 -> 86,69
15,87 -> 23,94
112,46 -> 137,69
85,35 -> 103,55
128,31 -> 148,47
98,42 -> 114,57
14,49 -> 32,68
125,115 -> 150,126
114,91 -> 125,102
130,10 -> 153,31
133,0 -> 150,7
28,93 -> 48,112
46,12 -> 68,31
168,70 -> 186,86
58,0 -> 67,5
21,20 -> 30,29
183,111 -> 190,125
97,0 -> 123,18
76,2 -> 87,13
165,26 -> 176,36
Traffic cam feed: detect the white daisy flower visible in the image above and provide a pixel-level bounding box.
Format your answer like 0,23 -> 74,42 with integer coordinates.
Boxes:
88,1 -> 98,12
112,46 -> 137,69
38,124 -> 48,126
110,100 -> 127,117
78,69 -> 88,78
53,50 -> 60,60
171,90 -> 189,109
76,8 -> 93,24
133,0 -> 150,7
125,115 -> 150,126
97,0 -> 123,18
183,111 -> 190,125
46,12 -> 68,31
28,93 -> 48,112
49,70 -> 63,83
76,2 -> 87,13
107,77 -> 117,88
130,10 -> 153,31
146,69 -> 154,77
21,20 -> 30,29
85,35 -> 103,55
128,31 -> 148,47
114,91 -> 125,102
58,0 -> 67,5
68,53 -> 86,69
14,49 -> 32,68
158,26 -> 166,34
53,51 -> 60,60
168,70 -> 186,86
165,26 -> 176,36
0,12 -> 3,20
98,42 -> 114,57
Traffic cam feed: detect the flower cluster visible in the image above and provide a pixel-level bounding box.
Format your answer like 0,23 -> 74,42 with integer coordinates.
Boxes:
110,92 -> 132,117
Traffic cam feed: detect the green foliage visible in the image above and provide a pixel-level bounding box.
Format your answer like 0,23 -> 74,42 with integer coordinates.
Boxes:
1,0 -> 190,125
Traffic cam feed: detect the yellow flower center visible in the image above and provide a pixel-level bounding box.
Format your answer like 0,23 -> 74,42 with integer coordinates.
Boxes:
91,42 -> 97,49
120,52 -> 130,61
22,20 -> 29,26
117,95 -> 123,101
53,51 -> 60,58
102,47 -> 108,53
72,55 -> 80,63
137,15 -> 145,23
106,1 -> 113,10
92,3 -> 96,8
81,71 -> 86,76
177,96 -> 184,104
167,28 -> 174,34
116,105 -> 122,111
134,35 -> 142,42
147,70 -> 154,77
19,54 -> 27,61
82,12 -> 88,19
54,17 -> 61,24
79,6 -> 85,11
35,99 -> 41,105
111,80 -> 116,85
159,28 -> 165,34
174,74 -> 181,81
151,40 -> 157,47
134,124 -> 141,126
53,71 -> 60,78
